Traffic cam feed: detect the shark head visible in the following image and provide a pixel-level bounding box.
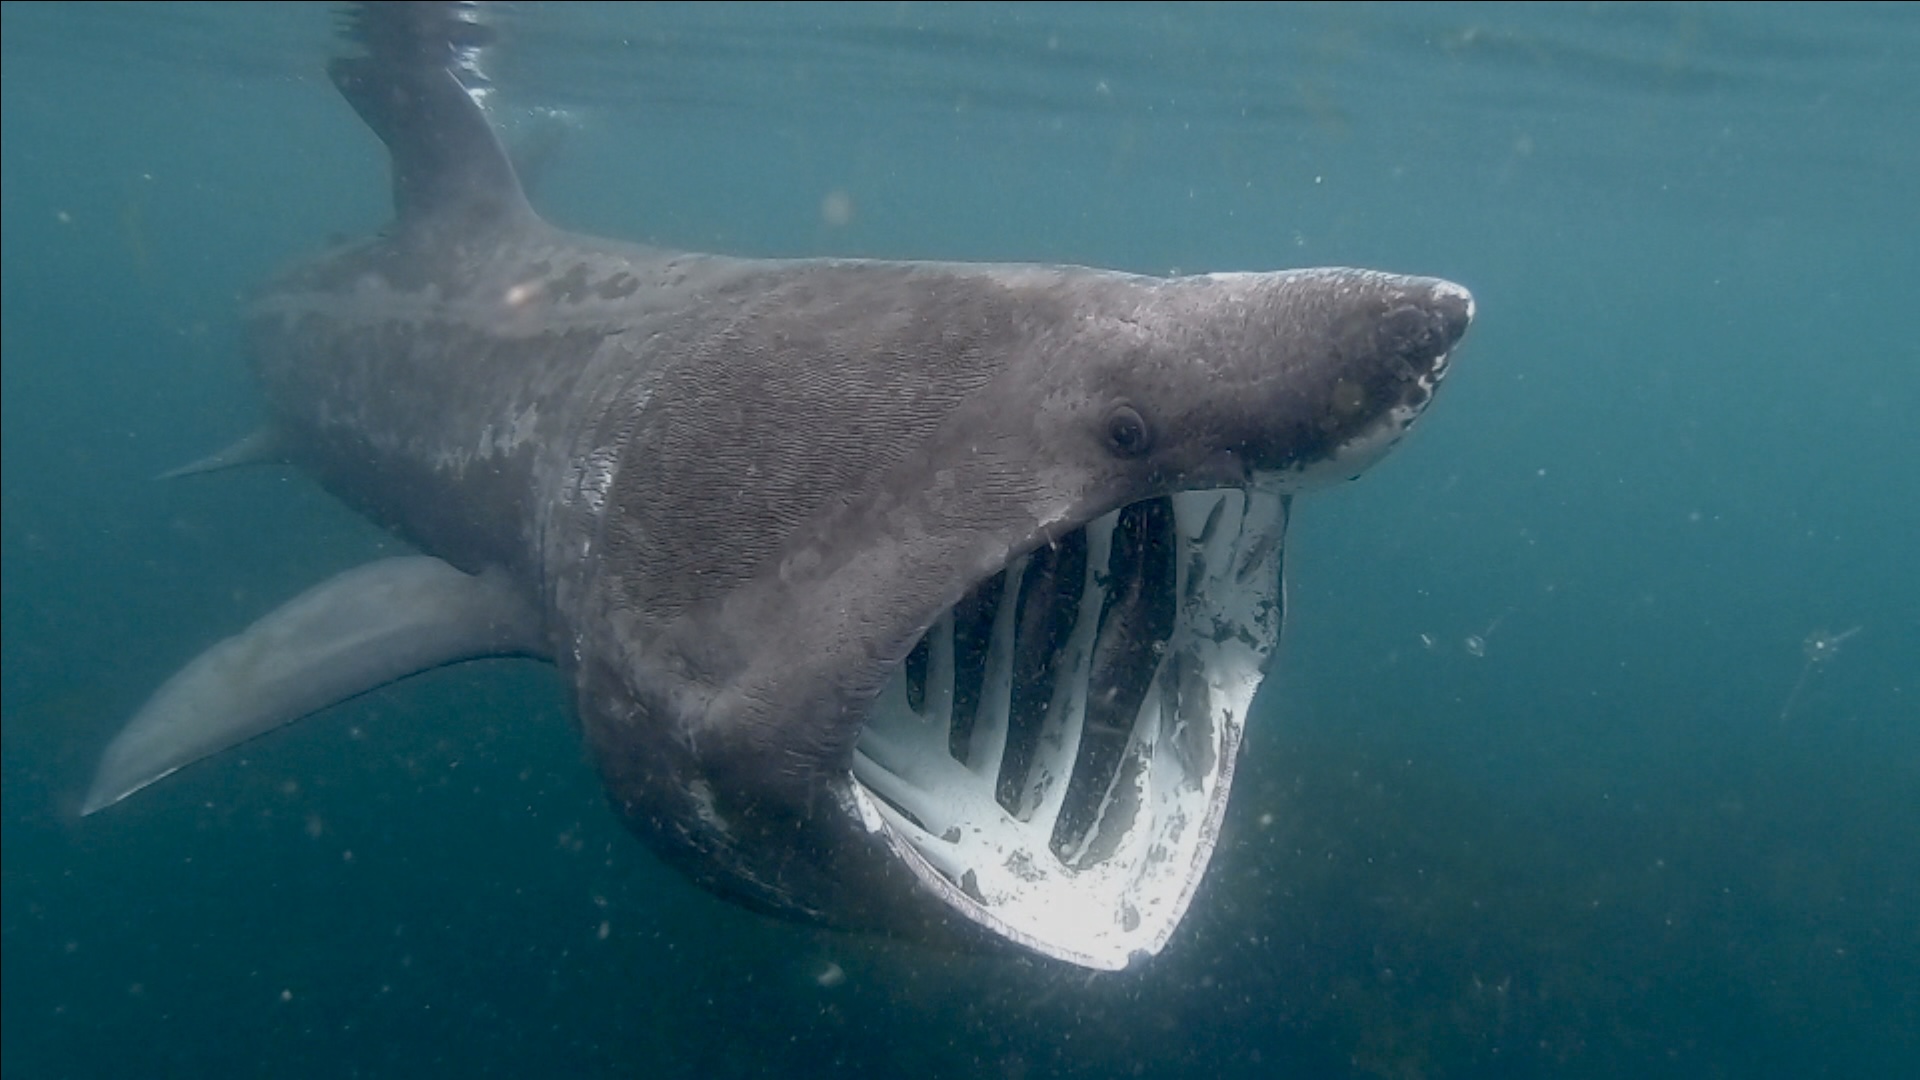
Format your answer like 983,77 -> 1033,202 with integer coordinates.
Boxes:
572,261 -> 1472,969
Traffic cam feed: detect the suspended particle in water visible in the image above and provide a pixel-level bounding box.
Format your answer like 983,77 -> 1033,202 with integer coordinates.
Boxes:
1802,625 -> 1860,664
1779,625 -> 1861,723
820,189 -> 854,228
1462,607 -> 1514,659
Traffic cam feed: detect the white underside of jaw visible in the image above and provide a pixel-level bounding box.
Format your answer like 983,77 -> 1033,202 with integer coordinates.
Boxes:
850,487 -> 1289,970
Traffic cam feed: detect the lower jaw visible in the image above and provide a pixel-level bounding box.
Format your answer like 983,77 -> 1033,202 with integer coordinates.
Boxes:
849,485 -> 1291,970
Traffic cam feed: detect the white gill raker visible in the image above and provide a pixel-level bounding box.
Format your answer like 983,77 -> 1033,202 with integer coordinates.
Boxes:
1106,491 -> 1260,936
849,610 -> 963,835
1156,492 -> 1245,808
922,604 -> 957,735
1021,511 -> 1118,843
849,714 -> 965,839
1178,485 -> 1264,737
853,605 -> 957,774
862,785 -> 970,882
1148,489 -> 1237,803
1243,487 -> 1288,589
847,485 -> 1293,966
963,551 -> 1028,786
1177,489 -> 1243,607
849,743 -> 957,838
1053,499 -> 1202,870
1159,488 -> 1283,886
1165,484 -> 1281,805
848,663 -> 920,780
1058,683 -> 1162,868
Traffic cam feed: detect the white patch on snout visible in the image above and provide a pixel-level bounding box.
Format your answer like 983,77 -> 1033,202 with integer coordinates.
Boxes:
1430,278 -> 1476,318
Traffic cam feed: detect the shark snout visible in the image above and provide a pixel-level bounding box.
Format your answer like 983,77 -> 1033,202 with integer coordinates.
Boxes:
1381,276 -> 1474,383
1414,277 -> 1474,379
1428,278 -> 1476,345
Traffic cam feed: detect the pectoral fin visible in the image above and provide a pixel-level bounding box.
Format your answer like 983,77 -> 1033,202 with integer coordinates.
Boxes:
83,556 -> 546,814
156,427 -> 287,479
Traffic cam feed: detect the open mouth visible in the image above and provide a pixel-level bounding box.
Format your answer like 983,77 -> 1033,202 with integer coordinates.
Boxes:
849,486 -> 1290,970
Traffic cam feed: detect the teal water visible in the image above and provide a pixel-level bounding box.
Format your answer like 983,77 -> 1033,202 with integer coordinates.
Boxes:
3,3 -> 1915,1076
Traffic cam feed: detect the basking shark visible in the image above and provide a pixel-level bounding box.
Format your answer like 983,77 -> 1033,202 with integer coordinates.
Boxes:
84,3 -> 1472,971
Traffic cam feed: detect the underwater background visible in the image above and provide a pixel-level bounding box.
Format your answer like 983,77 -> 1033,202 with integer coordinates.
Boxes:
3,3 -> 1915,1077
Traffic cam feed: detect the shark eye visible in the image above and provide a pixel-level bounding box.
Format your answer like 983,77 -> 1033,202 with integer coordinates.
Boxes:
1104,404 -> 1152,458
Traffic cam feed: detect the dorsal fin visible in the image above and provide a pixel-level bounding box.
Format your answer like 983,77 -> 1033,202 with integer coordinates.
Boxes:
328,2 -> 533,239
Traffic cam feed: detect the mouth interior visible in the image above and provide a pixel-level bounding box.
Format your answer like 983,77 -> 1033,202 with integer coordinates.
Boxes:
850,487 -> 1290,970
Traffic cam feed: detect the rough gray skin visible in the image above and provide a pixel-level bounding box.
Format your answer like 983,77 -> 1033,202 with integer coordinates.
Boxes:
95,5 -> 1473,963
258,218 -> 1467,942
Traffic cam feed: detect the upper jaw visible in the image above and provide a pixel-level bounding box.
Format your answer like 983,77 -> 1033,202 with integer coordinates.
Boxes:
846,485 -> 1291,970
